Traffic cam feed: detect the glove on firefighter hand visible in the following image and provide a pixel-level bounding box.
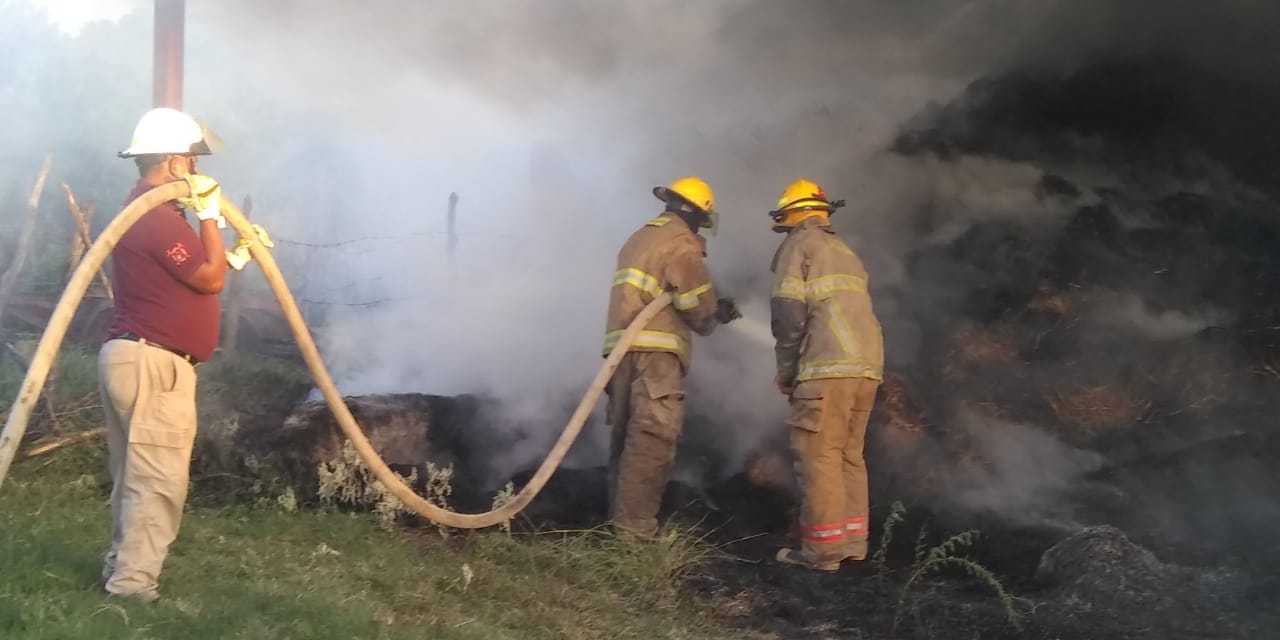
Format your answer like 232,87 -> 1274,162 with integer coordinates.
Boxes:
178,174 -> 225,228
224,223 -> 274,271
225,242 -> 251,271
715,297 -> 743,324
244,222 -> 275,249
775,375 -> 796,397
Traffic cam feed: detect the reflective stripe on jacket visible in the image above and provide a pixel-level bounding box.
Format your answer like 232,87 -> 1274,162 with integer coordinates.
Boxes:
603,214 -> 720,366
770,217 -> 884,383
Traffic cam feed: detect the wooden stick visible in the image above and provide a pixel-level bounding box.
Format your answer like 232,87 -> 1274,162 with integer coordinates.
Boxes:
0,154 -> 53,329
19,427 -> 105,459
62,184 -> 112,301
65,201 -> 88,277
3,340 -> 60,433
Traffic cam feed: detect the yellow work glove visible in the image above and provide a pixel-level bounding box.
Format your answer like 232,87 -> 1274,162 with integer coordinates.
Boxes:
178,173 -> 225,228
224,223 -> 274,271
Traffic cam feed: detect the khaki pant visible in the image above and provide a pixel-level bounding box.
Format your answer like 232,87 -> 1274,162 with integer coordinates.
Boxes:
98,338 -> 199,598
788,377 -> 879,564
605,352 -> 685,537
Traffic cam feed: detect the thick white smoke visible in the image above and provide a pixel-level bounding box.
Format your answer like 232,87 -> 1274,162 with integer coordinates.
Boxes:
170,0 -> 994,478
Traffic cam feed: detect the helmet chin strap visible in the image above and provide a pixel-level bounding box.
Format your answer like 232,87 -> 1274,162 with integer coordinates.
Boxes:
667,204 -> 708,232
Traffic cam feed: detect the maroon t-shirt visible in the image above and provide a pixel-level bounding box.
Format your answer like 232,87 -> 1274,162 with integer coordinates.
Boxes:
105,180 -> 221,362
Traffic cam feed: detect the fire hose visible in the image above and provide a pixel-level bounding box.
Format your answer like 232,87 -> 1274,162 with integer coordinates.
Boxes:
0,181 -> 672,529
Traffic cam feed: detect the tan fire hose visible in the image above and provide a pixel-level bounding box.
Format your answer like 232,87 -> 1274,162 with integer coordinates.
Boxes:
0,181 -> 672,529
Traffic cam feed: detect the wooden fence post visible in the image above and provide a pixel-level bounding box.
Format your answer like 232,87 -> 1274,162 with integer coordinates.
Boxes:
0,154 -> 53,329
62,183 -> 112,301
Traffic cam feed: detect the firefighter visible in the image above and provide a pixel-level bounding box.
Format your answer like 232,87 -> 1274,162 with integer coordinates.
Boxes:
768,179 -> 884,572
99,108 -> 254,601
604,176 -> 742,538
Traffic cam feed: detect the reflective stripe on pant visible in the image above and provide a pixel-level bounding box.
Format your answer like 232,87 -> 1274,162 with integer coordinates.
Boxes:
98,338 -> 198,597
605,351 -> 685,537
788,377 -> 879,564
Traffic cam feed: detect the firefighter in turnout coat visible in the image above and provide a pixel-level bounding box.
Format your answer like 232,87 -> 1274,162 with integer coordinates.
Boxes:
604,176 -> 741,538
768,179 -> 884,571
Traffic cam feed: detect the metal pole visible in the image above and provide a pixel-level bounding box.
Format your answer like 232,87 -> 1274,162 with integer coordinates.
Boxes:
153,0 -> 185,109
447,192 -> 459,261
446,193 -> 459,291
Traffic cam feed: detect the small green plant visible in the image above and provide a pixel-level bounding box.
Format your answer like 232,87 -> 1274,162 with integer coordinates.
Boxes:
872,500 -> 907,577
875,502 -> 1025,635
894,529 -> 1024,634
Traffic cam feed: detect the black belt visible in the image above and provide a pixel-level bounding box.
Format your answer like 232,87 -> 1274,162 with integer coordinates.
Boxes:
112,332 -> 199,365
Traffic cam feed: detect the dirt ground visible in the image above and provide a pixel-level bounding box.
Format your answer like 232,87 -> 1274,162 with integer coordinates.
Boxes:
506,462 -> 1280,640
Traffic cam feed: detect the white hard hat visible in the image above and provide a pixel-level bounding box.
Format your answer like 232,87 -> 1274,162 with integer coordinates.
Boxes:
118,107 -> 213,158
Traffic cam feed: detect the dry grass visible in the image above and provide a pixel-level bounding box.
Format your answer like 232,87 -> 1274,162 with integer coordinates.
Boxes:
942,324 -> 1023,382
880,374 -> 928,433
1048,385 -> 1152,439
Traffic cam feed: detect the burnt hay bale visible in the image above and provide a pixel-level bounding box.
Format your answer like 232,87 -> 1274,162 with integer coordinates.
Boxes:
1033,525 -> 1259,637
1036,525 -> 1168,594
1046,385 -> 1152,442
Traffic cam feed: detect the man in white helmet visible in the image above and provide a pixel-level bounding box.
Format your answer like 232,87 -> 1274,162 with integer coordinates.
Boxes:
98,107 -> 240,602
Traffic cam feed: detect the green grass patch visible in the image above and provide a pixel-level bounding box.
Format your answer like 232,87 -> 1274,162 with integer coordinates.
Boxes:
0,445 -> 758,640
194,351 -> 313,422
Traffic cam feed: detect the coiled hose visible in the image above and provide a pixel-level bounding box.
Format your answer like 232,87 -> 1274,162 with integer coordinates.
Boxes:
0,181 -> 671,529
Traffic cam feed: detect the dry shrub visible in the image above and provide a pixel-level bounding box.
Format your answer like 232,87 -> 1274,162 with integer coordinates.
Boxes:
942,324 -> 1023,382
880,374 -> 928,433
1048,385 -> 1151,440
316,441 -> 422,529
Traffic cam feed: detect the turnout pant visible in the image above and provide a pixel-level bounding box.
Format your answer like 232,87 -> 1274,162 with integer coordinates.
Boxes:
606,352 -> 685,537
788,377 -> 879,564
98,338 -> 199,598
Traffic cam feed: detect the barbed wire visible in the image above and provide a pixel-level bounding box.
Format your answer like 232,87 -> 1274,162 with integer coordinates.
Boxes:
297,295 -> 428,308
272,229 -> 519,249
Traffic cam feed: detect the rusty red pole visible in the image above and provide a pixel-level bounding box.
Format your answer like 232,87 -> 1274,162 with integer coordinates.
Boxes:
153,0 -> 185,109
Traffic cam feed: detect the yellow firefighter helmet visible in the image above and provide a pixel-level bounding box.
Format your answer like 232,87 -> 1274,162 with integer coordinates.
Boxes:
769,178 -> 845,231
654,176 -> 718,233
